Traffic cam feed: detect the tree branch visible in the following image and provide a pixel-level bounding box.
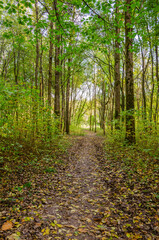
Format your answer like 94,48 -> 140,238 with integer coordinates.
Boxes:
81,0 -> 106,22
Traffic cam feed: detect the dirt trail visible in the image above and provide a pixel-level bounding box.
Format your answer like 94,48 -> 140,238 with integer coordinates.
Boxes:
1,133 -> 158,239
42,133 -> 108,239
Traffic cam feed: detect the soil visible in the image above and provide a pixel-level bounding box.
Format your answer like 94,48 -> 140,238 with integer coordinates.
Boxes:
0,132 -> 158,240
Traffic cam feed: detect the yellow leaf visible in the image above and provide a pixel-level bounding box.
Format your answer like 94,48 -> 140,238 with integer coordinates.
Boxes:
43,227 -> 50,235
66,234 -> 72,237
51,222 -> 56,227
126,233 -> 131,238
56,224 -> 62,228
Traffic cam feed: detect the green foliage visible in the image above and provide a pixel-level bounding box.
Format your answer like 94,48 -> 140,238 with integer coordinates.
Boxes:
0,81 -> 62,143
44,167 -> 56,173
70,125 -> 86,136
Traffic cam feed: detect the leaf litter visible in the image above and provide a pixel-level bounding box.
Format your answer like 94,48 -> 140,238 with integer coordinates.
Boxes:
0,132 -> 158,239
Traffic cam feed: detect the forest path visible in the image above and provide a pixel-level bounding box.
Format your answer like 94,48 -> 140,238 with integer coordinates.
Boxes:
1,132 -> 158,239
42,132 -> 109,239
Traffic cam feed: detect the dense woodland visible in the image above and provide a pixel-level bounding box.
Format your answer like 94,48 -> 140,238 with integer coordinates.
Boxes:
0,0 -> 159,239
0,0 -> 159,145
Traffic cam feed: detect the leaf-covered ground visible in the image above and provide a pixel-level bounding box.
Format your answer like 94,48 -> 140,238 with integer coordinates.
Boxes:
0,133 -> 159,239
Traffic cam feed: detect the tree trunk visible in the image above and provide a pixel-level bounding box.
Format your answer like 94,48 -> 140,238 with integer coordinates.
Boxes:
35,0 -> 39,89
141,47 -> 146,121
111,91 -> 114,132
48,21 -> 53,107
66,58 -> 71,134
121,61 -> 125,123
149,45 -> 154,123
102,79 -> 106,135
155,45 -> 159,126
114,1 -> 120,129
40,37 -> 44,104
94,67 -> 97,133
54,33 -> 61,119
125,0 -> 135,144
61,41 -> 65,133
13,44 -> 20,128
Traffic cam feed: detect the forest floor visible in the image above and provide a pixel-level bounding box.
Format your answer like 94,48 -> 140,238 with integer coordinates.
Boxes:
0,132 -> 159,240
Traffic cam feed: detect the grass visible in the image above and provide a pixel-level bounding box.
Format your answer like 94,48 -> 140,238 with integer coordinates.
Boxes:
70,126 -> 86,136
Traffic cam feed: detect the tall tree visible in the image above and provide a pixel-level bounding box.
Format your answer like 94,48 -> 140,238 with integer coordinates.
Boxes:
48,21 -> 53,107
94,66 -> 97,133
114,0 -> 120,129
54,0 -> 61,121
66,57 -> 71,134
125,0 -> 135,143
35,0 -> 39,89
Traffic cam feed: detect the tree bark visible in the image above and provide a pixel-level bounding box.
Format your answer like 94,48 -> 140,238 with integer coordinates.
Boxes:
149,44 -> 154,123
54,32 -> 61,118
35,0 -> 39,89
114,1 -> 120,129
155,45 -> 159,125
66,58 -> 71,134
48,21 -> 53,107
61,41 -> 65,133
94,67 -> 97,133
121,61 -> 125,123
102,79 -> 106,135
40,37 -> 44,104
141,47 -> 146,120
125,0 -> 135,143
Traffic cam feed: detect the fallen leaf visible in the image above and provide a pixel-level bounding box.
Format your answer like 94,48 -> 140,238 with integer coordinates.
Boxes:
7,233 -> 20,240
2,221 -> 13,231
42,227 -> 50,235
78,228 -> 87,233
64,224 -> 77,229
35,222 -> 42,228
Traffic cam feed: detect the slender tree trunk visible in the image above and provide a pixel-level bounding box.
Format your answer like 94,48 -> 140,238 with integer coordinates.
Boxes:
70,74 -> 74,126
90,100 -> 92,131
94,67 -> 97,133
125,0 -> 135,143
48,21 -> 53,107
13,47 -> 20,85
121,61 -> 125,123
61,41 -> 65,133
155,45 -> 159,126
114,1 -> 120,129
88,84 -> 92,131
35,0 -> 39,89
141,47 -> 146,121
13,44 -> 20,129
66,58 -> 71,134
22,55 -> 26,83
54,0 -> 61,123
147,25 -> 154,123
111,91 -> 114,132
54,35 -> 61,120
40,38 -> 44,104
102,79 -> 106,135
61,53 -> 66,133
150,47 -> 154,123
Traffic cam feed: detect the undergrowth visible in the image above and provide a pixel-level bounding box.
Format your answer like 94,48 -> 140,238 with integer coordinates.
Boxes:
0,135 -> 70,202
70,125 -> 86,136
104,129 -> 159,199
